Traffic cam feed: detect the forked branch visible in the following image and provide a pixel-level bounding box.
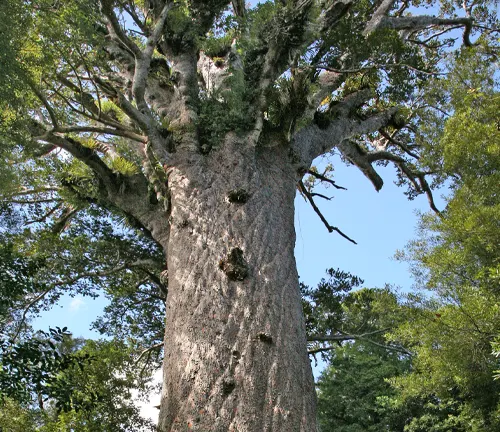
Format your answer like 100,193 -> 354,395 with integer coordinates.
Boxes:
299,181 -> 357,244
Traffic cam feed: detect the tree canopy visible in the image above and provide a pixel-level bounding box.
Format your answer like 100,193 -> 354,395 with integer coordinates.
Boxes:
317,41 -> 500,431
1,0 -> 499,430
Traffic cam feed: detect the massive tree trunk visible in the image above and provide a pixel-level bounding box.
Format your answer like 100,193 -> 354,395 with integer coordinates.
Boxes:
157,135 -> 316,431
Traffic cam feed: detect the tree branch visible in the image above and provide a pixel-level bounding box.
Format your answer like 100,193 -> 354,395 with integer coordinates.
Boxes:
39,133 -> 118,190
54,126 -> 147,143
372,15 -> 474,47
365,150 -> 441,214
308,328 -> 389,342
232,0 -> 246,18
363,0 -> 398,36
299,181 -> 357,244
100,0 -> 142,57
28,82 -> 59,128
135,342 -> 164,364
132,2 -> 171,114
307,169 -> 347,190
291,89 -> 398,174
308,328 -> 413,356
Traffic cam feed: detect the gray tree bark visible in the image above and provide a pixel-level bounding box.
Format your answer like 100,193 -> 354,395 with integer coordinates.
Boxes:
157,135 -> 317,431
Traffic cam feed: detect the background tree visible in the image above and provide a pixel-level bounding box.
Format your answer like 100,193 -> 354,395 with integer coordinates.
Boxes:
316,41 -> 500,431
0,337 -> 157,431
1,1 -> 498,430
389,40 -> 500,431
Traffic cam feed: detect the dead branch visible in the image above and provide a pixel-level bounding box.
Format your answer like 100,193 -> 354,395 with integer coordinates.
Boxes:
307,169 -> 347,190
299,181 -> 357,244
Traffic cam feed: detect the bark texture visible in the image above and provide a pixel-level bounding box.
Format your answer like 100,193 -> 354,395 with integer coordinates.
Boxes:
157,136 -> 316,431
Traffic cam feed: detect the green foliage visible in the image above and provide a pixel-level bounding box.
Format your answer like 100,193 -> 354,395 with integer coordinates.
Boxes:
0,398 -> 39,431
317,341 -> 411,432
0,338 -> 156,431
197,70 -> 254,152
0,327 -> 87,407
301,268 -> 364,338
388,43 -> 500,431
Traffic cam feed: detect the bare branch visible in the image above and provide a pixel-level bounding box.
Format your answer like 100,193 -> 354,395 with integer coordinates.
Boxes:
28,82 -> 59,128
307,169 -> 347,190
310,192 -> 333,200
308,328 -> 413,356
365,150 -> 441,214
308,328 -> 389,342
308,345 -> 336,355
299,181 -> 357,244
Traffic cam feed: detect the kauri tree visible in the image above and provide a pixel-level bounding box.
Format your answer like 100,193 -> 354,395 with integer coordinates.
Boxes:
1,0 -> 498,430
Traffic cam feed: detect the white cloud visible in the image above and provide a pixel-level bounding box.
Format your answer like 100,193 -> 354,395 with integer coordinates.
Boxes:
69,296 -> 86,312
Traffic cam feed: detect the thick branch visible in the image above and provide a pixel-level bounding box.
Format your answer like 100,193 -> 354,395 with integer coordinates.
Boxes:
363,0 -> 398,36
132,3 -> 171,114
100,0 -> 142,56
292,102 -> 397,177
232,0 -> 246,18
39,133 -> 118,190
54,126 -> 146,143
368,15 -> 474,47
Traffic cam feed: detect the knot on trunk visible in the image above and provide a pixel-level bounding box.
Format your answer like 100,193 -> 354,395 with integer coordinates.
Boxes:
219,248 -> 249,281
257,332 -> 273,344
226,188 -> 249,204
222,378 -> 236,396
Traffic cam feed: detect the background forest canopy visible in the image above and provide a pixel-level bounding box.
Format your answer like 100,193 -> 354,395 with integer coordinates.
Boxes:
0,0 -> 499,430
